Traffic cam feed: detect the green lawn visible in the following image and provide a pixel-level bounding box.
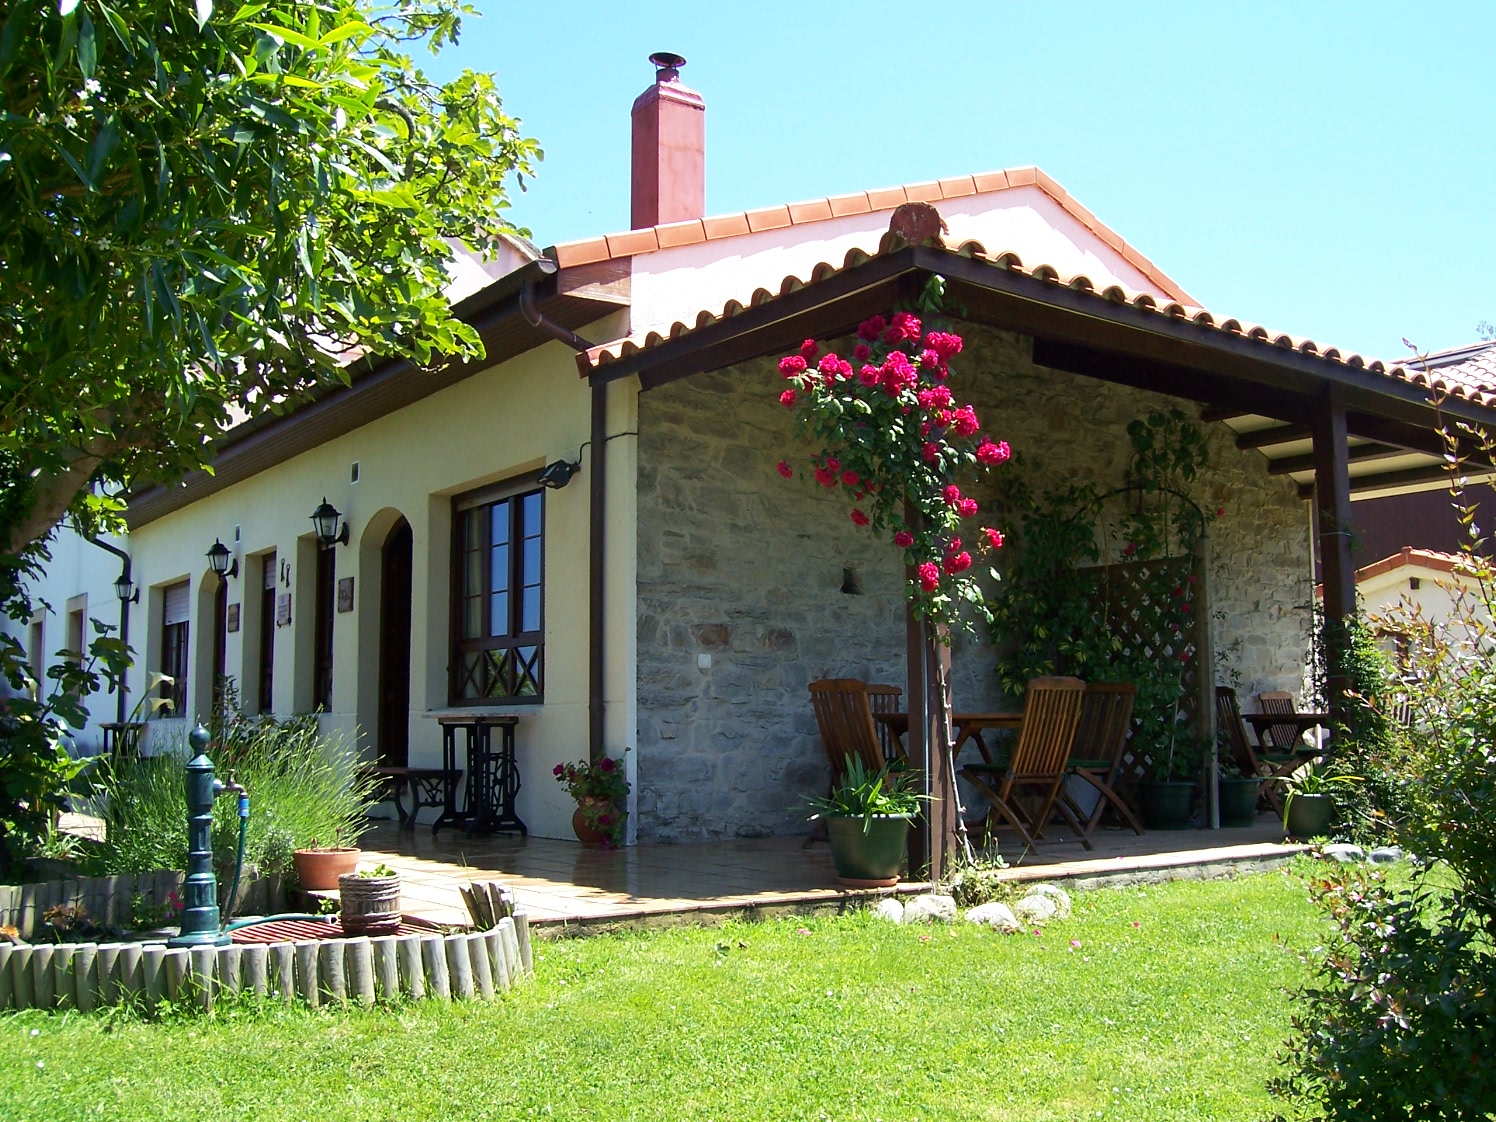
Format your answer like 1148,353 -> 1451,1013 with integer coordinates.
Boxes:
0,869 -> 1325,1122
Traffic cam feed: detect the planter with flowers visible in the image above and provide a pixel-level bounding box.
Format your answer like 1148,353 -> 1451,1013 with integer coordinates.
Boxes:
553,755 -> 630,848
776,271 -> 1010,871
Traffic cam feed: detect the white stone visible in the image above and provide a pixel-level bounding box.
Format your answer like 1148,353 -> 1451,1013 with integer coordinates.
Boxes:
965,902 -> 1021,932
871,898 -> 905,923
1367,846 -> 1404,866
1026,884 -> 1072,919
1322,843 -> 1365,864
1013,895 -> 1058,924
903,894 -> 957,924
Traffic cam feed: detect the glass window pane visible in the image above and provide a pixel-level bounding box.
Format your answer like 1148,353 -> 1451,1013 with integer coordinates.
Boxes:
490,500 -> 510,547
489,592 -> 509,637
462,595 -> 482,640
521,585 -> 540,633
521,492 -> 541,534
489,543 -> 509,594
522,536 -> 541,583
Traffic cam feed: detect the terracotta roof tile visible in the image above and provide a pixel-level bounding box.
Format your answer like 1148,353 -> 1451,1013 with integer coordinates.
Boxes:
573,242 -> 1496,413
545,164 -> 1191,302
603,228 -> 659,257
827,192 -> 872,217
655,219 -> 707,248
1357,546 -> 1478,583
937,175 -> 978,199
787,198 -> 834,224
745,205 -> 793,232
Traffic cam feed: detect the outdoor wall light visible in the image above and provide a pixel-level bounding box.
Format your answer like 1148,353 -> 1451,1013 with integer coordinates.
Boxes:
206,538 -> 239,580
537,459 -> 581,490
311,497 -> 350,548
113,573 -> 139,604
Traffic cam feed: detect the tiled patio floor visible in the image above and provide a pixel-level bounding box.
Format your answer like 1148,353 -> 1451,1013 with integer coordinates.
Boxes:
363,815 -> 1304,929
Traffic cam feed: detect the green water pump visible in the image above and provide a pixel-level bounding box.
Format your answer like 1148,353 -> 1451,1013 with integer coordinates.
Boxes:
167,724 -> 244,948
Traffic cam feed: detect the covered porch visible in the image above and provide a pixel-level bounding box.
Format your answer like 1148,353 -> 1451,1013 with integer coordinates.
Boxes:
363,817 -> 1300,929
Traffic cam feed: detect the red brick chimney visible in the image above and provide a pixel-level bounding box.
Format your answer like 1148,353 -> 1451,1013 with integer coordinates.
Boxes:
631,52 -> 705,230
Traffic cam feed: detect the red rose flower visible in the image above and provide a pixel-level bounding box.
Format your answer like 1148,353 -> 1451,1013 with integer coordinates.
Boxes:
858,364 -> 881,387
800,339 -> 819,362
850,509 -> 869,526
599,757 -> 616,772
779,389 -> 797,408
814,467 -> 837,488
956,498 -> 979,518
946,537 -> 962,553
553,764 -> 565,777
916,561 -> 941,591
925,331 -> 963,361
778,355 -> 806,378
857,315 -> 887,342
776,460 -> 793,479
825,457 -> 840,472
943,550 -> 973,575
884,312 -> 922,344
853,343 -> 872,361
1216,507 -> 1225,517
982,527 -> 1005,549
919,421 -> 933,438
894,530 -> 914,548
1122,542 -> 1136,556
951,405 -> 980,438
841,470 -> 859,487
922,442 -> 940,463
975,439 -> 1010,465
942,484 -> 963,506
817,352 -> 842,376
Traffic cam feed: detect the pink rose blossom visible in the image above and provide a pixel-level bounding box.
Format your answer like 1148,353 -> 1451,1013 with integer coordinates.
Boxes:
894,530 -> 914,548
858,364 -> 881,387
925,331 -> 963,361
850,509 -> 869,527
917,562 -> 941,592
921,442 -> 940,463
919,348 -> 942,369
800,339 -> 819,359
884,312 -> 922,344
946,537 -> 962,553
778,355 -> 806,378
951,405 -> 980,437
919,421 -> 933,437
856,315 -> 887,342
956,498 -> 979,518
779,389 -> 797,408
975,439 -> 1010,465
817,352 -> 842,376
982,527 -> 1005,549
943,551 -> 973,575
853,343 -> 872,361
942,484 -> 963,507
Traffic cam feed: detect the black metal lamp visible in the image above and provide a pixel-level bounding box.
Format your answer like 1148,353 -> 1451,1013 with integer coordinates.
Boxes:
311,497 -> 350,548
114,572 -> 139,604
206,538 -> 239,580
537,459 -> 581,490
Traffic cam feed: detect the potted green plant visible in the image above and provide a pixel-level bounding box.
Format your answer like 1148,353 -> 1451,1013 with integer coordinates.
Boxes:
1216,742 -> 1262,827
1281,767 -> 1362,839
338,862 -> 401,936
807,756 -> 927,888
1137,735 -> 1203,830
553,755 -> 630,848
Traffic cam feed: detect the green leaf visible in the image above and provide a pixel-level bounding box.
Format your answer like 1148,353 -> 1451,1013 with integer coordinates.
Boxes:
249,21 -> 319,51
194,0 -> 213,30
76,8 -> 96,76
58,0 -> 78,16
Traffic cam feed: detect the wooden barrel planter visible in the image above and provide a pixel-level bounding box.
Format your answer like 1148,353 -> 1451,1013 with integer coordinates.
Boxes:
338,873 -> 402,937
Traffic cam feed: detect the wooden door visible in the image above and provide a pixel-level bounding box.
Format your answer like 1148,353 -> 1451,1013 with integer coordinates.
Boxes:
378,519 -> 414,767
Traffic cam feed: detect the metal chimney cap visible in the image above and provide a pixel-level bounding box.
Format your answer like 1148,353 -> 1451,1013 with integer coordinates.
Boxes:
649,51 -> 687,73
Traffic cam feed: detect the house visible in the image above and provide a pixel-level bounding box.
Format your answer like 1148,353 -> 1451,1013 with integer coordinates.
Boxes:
1356,546 -> 1490,649
15,57 -> 1496,861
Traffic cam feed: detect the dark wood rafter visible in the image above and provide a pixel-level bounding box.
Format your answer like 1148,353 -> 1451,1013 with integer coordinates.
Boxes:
1268,442 -> 1405,475
1297,463 -> 1496,500
1235,424 -> 1312,450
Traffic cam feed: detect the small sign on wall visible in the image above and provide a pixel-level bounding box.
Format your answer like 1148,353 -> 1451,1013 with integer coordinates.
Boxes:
226,604 -> 240,633
337,577 -> 355,613
276,592 -> 292,627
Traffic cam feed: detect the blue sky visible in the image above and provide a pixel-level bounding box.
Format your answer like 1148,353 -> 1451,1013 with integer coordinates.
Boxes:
427,1 -> 1494,362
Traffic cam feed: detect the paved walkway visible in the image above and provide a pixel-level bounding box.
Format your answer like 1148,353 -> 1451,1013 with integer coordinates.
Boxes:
363,816 -> 1303,929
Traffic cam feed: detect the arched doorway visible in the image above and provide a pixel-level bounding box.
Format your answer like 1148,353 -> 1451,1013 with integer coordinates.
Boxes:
377,518 -> 414,767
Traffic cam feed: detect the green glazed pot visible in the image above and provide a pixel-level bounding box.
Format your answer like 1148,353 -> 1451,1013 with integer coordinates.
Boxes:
1138,781 -> 1197,830
826,814 -> 912,888
1285,793 -> 1335,839
1218,778 -> 1262,826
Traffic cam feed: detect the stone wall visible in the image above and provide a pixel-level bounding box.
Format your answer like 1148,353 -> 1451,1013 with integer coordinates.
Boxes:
634,325 -> 1313,841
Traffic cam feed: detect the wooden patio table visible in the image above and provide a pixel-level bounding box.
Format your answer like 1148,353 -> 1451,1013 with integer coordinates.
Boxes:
1243,711 -> 1331,750
872,711 -> 1024,765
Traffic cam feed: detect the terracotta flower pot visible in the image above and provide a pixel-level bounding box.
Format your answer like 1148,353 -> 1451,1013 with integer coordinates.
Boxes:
572,797 -> 617,847
292,846 -> 360,891
338,872 -> 402,936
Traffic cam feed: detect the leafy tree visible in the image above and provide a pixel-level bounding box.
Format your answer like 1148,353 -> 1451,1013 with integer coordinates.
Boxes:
0,0 -> 540,550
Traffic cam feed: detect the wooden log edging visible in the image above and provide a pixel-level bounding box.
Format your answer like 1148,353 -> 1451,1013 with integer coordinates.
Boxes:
0,869 -> 287,941
0,908 -> 532,1013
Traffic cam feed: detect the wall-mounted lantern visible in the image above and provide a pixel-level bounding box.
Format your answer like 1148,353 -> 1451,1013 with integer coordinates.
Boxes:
114,572 -> 140,604
310,497 -> 350,548
206,538 -> 239,580
537,459 -> 581,490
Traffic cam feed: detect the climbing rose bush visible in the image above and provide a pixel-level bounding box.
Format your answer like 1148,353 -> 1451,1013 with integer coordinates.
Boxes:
776,279 -> 1009,629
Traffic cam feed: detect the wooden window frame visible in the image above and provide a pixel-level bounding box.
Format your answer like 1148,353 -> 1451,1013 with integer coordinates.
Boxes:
160,583 -> 190,718
312,545 -> 335,711
448,474 -> 545,706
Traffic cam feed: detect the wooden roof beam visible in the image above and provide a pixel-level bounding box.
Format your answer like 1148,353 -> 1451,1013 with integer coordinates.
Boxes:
1236,424 -> 1311,450
1267,442 -> 1407,475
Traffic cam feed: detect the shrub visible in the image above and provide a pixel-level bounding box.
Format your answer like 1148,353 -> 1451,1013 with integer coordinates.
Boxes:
98,706 -> 374,881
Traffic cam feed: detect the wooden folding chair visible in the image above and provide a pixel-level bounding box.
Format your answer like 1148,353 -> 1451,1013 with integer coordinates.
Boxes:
864,682 -> 906,763
1216,687 -> 1300,815
1065,682 -> 1143,840
1255,691 -> 1303,752
805,679 -> 895,846
960,676 -> 1090,851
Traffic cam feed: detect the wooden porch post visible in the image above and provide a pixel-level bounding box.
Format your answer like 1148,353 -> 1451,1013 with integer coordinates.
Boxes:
1311,391 -> 1356,729
905,598 -> 932,877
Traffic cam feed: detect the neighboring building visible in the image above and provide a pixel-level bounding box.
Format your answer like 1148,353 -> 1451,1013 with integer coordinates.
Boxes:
14,58 -> 1496,845
1357,547 -> 1490,654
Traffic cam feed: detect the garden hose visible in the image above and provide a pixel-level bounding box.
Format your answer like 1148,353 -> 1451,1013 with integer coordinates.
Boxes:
221,791 -> 249,928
